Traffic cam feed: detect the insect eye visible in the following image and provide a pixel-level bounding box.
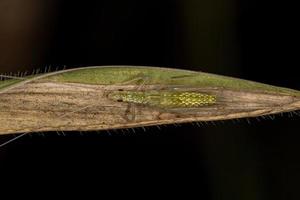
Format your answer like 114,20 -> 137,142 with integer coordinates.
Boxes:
117,99 -> 123,102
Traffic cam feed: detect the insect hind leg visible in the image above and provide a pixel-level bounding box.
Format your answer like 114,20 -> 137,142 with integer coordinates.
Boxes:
119,73 -> 152,122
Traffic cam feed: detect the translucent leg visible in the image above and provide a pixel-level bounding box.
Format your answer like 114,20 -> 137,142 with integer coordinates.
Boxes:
115,73 -> 151,87
123,74 -> 151,122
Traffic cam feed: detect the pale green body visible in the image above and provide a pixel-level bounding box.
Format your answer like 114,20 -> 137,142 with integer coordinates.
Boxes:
108,90 -> 216,108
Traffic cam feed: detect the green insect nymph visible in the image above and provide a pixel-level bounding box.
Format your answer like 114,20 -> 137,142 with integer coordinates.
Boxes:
108,90 -> 216,108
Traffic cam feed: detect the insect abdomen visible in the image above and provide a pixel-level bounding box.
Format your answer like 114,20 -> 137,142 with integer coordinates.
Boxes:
159,92 -> 216,108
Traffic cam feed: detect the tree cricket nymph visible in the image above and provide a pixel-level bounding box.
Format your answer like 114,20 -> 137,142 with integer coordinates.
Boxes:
108,90 -> 217,108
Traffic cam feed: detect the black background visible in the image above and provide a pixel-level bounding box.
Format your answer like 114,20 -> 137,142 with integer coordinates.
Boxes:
0,0 -> 299,199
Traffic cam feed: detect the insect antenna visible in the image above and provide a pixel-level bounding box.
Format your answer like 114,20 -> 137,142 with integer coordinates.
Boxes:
0,132 -> 29,148
0,101 -> 101,148
0,74 -> 26,80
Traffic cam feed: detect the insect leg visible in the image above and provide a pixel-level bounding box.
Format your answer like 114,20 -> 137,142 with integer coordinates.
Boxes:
118,73 -> 151,87
116,73 -> 152,122
128,74 -> 153,121
169,73 -> 199,79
